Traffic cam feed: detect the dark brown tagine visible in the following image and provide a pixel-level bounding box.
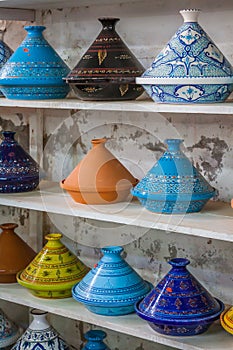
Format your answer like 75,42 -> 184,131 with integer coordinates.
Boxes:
65,18 -> 144,100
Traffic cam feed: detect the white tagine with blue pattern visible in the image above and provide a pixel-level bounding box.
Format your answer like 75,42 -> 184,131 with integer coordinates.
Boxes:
137,9 -> 233,103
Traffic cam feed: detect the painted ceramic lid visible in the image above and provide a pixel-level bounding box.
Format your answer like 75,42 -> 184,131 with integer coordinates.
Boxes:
131,139 -> 215,201
220,306 -> 233,335
72,246 -> 151,307
137,258 -> 223,322
137,9 -> 233,85
0,308 -> 22,348
83,330 -> 110,350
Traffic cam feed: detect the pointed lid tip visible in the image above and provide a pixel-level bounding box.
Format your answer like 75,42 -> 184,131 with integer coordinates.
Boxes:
180,9 -> 201,22
84,329 -> 107,341
45,233 -> 63,241
91,138 -> 107,147
0,222 -> 18,230
101,246 -> 124,254
168,257 -> 190,267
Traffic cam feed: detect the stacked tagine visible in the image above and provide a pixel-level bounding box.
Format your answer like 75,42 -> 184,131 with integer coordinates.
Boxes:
137,9 -> 233,103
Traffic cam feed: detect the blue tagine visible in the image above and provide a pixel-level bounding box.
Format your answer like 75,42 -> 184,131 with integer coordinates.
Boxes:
83,330 -> 110,350
0,30 -> 13,97
0,131 -> 40,193
72,246 -> 152,316
0,26 -> 70,99
137,9 -> 233,103
131,138 -> 216,214
0,308 -> 22,348
135,258 -> 224,336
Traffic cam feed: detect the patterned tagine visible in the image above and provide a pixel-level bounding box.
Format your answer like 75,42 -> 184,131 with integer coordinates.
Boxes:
0,308 -> 22,348
137,9 -> 233,103
60,138 -> 138,204
131,138 -> 216,213
0,30 -> 13,97
72,246 -> 152,316
220,306 -> 233,335
65,18 -> 144,100
17,233 -> 89,298
83,330 -> 111,350
0,25 -> 70,99
12,309 -> 70,350
0,223 -> 36,283
135,258 -> 224,336
0,131 -> 40,193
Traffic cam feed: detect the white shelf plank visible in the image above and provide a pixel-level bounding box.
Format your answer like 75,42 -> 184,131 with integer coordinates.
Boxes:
1,182 -> 233,242
0,283 -> 231,350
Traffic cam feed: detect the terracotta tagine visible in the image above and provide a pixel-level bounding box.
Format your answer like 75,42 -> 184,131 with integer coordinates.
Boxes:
135,258 -> 224,336
0,223 -> 36,283
11,309 -> 70,350
131,138 -> 216,213
17,233 -> 89,298
83,330 -> 111,350
0,25 -> 70,99
0,308 -> 22,348
137,9 -> 233,103
60,138 -> 138,204
65,18 -> 144,100
72,246 -> 152,316
220,306 -> 233,335
0,30 -> 13,97
0,131 -> 40,193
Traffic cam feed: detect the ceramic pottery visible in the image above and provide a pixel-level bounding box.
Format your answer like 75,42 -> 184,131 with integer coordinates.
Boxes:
65,18 -> 144,100
72,246 -> 152,316
17,233 -> 89,298
60,138 -> 138,204
0,223 -> 36,283
131,138 -> 216,214
0,32 -> 13,97
137,9 -> 233,103
135,258 -> 224,336
83,330 -> 110,350
0,308 -> 21,348
11,309 -> 70,350
0,25 -> 70,99
220,306 -> 233,335
0,131 -> 40,193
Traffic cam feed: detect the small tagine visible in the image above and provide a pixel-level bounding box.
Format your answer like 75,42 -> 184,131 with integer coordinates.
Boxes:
0,25 -> 70,99
0,308 -> 22,348
17,233 -> 89,298
0,131 -> 40,193
12,309 -> 70,350
131,139 -> 216,213
83,330 -> 111,350
65,18 -> 144,100
0,223 -> 36,283
60,138 -> 138,204
135,258 -> 224,336
137,9 -> 233,103
72,246 -> 152,316
220,306 -> 233,335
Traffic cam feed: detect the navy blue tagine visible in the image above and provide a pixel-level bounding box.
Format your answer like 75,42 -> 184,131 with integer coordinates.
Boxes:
83,330 -> 110,350
0,26 -> 70,99
0,131 -> 40,192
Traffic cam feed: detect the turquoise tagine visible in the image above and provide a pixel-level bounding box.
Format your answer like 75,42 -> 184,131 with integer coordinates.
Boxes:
83,330 -> 111,350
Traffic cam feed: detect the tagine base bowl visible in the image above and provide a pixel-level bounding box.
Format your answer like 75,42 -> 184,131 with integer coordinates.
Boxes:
0,85 -> 69,100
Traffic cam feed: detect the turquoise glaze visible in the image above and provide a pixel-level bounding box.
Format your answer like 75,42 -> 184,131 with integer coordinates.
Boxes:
0,26 -> 70,99
72,246 -> 152,316
83,330 -> 110,350
131,139 -> 216,213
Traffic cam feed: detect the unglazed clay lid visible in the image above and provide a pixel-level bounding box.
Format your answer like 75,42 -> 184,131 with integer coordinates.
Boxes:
137,9 -> 233,85
220,306 -> 233,335
136,258 -> 224,322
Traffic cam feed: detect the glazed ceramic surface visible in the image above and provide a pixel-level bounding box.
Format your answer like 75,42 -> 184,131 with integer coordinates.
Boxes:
0,223 -> 36,283
65,18 -> 144,100
220,306 -> 233,335
0,131 -> 40,193
131,138 -> 216,213
0,308 -> 21,348
0,32 -> 13,97
17,233 -> 89,298
11,309 -> 70,350
72,246 -> 152,316
60,138 -> 138,204
83,330 -> 110,350
135,258 -> 224,336
137,9 -> 233,103
0,26 -> 70,99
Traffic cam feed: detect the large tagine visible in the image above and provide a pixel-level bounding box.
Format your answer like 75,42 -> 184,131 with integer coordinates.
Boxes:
60,138 -> 138,204
135,258 -> 224,336
65,18 -> 144,100
137,9 -> 233,103
0,223 -> 36,283
220,306 -> 233,335
0,131 -> 40,193
131,138 -> 216,213
72,246 -> 152,316
0,25 -> 70,99
17,233 -> 89,298
0,308 -> 22,348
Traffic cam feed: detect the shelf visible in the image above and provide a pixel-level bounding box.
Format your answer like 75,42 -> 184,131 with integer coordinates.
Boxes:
0,283 -> 231,350
1,182 -> 233,242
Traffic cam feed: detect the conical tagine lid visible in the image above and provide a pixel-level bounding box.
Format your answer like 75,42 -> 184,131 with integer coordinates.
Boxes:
220,306 -> 233,335
83,330 -> 110,350
0,308 -> 22,348
136,258 -> 223,321
17,233 -> 89,298
60,138 -> 138,204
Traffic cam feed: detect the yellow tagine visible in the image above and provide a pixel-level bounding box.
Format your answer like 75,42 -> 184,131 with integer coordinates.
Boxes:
220,306 -> 233,335
17,233 -> 89,299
